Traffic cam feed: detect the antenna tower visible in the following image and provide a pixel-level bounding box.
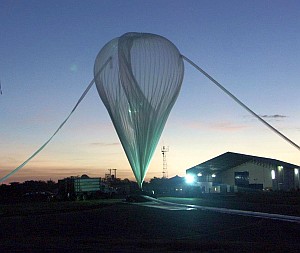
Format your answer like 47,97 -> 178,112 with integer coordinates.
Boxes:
161,146 -> 169,178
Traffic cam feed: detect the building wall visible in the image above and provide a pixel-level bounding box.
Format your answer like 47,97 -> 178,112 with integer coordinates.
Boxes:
220,162 -> 274,189
274,166 -> 299,191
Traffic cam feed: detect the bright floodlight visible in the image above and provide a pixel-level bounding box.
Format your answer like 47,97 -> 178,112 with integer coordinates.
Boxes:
185,174 -> 195,184
271,170 -> 276,180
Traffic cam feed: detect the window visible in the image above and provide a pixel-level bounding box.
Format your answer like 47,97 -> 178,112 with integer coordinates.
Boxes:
234,171 -> 249,186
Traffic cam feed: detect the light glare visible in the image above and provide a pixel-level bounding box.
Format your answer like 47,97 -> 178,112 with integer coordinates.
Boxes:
271,170 -> 276,180
185,174 -> 195,184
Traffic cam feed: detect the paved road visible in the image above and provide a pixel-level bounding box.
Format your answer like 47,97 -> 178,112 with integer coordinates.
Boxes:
1,199 -> 300,252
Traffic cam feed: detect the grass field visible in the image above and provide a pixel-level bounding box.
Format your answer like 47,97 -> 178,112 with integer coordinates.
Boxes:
1,194 -> 300,252
0,198 -> 122,217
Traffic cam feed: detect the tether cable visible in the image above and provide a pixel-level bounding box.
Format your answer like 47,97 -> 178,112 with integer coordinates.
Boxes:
182,55 -> 300,152
0,57 -> 111,183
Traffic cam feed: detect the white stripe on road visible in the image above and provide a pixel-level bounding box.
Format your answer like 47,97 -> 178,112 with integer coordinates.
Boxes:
138,196 -> 300,224
136,201 -> 196,211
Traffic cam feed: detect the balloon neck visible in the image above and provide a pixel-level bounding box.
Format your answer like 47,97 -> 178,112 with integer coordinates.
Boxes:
139,181 -> 143,190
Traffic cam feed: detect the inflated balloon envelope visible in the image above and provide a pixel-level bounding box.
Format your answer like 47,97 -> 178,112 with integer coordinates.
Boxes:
94,32 -> 184,188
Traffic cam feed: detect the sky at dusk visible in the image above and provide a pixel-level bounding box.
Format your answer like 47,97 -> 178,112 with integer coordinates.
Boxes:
1,0 -> 300,184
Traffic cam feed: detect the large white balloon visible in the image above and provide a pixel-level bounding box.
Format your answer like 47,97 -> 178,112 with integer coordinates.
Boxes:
94,33 -> 184,188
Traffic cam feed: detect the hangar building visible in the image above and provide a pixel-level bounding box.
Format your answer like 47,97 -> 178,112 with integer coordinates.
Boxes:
186,152 -> 300,193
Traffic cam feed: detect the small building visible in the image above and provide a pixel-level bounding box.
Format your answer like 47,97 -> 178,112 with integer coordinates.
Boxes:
186,152 -> 300,193
58,175 -> 115,200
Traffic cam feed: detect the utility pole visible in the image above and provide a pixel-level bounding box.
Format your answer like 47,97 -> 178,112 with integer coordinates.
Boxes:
161,146 -> 169,178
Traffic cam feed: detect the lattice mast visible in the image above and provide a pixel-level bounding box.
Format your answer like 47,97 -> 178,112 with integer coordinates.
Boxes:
161,146 -> 169,178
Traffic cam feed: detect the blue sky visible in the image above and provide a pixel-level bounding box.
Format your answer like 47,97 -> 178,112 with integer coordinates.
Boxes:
1,0 -> 300,183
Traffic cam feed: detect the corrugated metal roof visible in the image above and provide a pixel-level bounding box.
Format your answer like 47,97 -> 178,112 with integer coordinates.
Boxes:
187,152 -> 300,174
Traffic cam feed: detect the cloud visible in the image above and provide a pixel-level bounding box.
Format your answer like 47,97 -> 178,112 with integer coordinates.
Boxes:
90,142 -> 120,146
260,114 -> 287,119
187,121 -> 247,132
211,122 -> 248,132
